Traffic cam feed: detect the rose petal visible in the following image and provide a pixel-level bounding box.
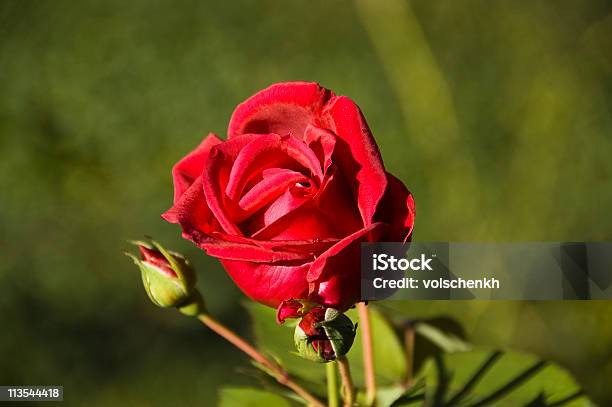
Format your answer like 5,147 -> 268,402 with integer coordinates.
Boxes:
225,133 -> 323,201
237,169 -> 307,218
298,306 -> 326,336
309,223 -> 385,310
276,299 -> 307,324
375,172 -> 416,242
220,259 -> 312,308
184,229 -> 336,263
200,240 -> 311,262
306,222 -> 385,284
138,245 -> 176,277
228,82 -> 332,139
203,135 -> 257,235
170,133 -> 223,203
313,167 -> 363,235
162,177 -> 219,236
304,124 -> 336,174
209,231 -> 338,254
320,96 -> 388,227
249,169 -> 362,240
246,187 -> 314,237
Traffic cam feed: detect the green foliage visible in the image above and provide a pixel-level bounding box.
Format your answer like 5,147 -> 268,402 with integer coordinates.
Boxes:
245,302 -> 326,384
346,308 -> 407,387
413,322 -> 471,354
383,301 -> 612,402
415,349 -> 592,407
240,305 -> 594,407
219,388 -> 293,407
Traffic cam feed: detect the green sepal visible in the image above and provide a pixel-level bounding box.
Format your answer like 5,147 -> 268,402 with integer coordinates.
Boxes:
321,312 -> 357,359
294,324 -> 330,363
178,291 -> 206,317
293,309 -> 357,363
125,238 -> 197,309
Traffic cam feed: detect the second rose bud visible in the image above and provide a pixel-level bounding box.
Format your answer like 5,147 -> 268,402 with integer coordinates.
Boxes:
294,307 -> 357,363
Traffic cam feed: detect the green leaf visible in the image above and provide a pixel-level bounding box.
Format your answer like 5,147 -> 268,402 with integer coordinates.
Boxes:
382,301 -> 612,404
388,381 -> 427,407
219,387 -> 292,407
417,348 -> 594,406
365,384 -> 425,407
346,306 -> 406,387
414,322 -> 471,353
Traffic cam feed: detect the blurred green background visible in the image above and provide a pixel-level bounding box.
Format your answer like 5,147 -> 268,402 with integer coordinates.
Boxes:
1,0 -> 612,405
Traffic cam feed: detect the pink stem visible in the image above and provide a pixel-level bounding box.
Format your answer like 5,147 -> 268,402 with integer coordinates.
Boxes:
357,302 -> 376,405
198,314 -> 325,407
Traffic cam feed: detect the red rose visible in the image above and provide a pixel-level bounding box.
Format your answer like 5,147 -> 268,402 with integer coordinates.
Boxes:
162,82 -> 415,312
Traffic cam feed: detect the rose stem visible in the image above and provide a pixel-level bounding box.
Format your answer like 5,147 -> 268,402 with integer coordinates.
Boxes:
403,321 -> 415,388
337,356 -> 354,407
357,302 -> 377,405
197,313 -> 325,407
326,361 -> 339,407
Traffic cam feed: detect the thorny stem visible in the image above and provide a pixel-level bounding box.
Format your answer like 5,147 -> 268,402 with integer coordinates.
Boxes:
337,356 -> 355,407
197,313 -> 325,407
357,302 -> 377,405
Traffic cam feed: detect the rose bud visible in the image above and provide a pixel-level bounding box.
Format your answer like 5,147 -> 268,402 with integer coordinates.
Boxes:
162,82 -> 415,312
294,307 -> 357,363
125,239 -> 201,313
